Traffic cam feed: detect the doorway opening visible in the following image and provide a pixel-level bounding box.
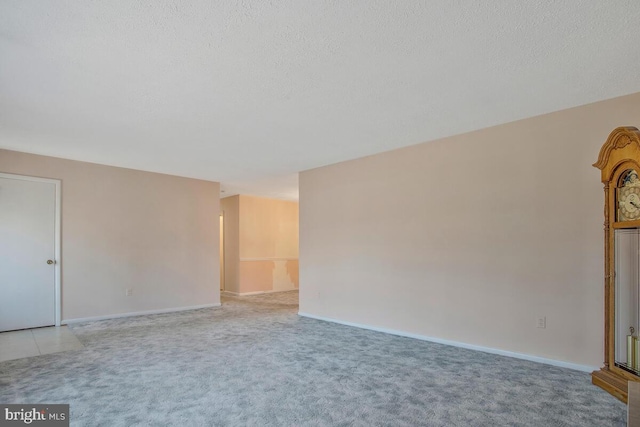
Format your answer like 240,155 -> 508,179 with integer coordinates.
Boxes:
219,195 -> 298,298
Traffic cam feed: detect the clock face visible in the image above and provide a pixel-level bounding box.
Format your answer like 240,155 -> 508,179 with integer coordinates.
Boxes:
619,186 -> 640,221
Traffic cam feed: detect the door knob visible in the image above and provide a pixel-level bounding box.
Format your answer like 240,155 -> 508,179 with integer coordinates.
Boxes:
47,260 -> 55,265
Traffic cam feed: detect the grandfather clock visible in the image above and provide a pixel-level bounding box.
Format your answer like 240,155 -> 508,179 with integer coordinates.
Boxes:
593,126 -> 640,402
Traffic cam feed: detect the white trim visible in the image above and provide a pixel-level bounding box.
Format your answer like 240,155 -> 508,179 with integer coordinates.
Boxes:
0,172 -> 62,328
297,312 -> 597,373
62,303 -> 221,324
219,211 -> 225,292
221,291 -> 242,296
239,257 -> 298,262
222,289 -> 298,297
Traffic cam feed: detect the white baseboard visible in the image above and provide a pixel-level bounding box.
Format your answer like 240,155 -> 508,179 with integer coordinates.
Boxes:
297,312 -> 597,373
63,303 -> 221,324
222,289 -> 298,297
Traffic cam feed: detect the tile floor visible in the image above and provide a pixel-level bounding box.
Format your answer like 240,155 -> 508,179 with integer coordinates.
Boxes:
0,326 -> 83,363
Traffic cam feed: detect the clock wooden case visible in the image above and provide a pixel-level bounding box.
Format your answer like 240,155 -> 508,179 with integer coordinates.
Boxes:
593,126 -> 640,402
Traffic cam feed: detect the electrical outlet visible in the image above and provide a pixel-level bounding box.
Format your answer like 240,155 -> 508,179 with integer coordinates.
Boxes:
126,288 -> 133,296
536,316 -> 546,329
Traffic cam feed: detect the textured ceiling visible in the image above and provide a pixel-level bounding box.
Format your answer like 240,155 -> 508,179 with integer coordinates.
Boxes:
2,1 -> 640,200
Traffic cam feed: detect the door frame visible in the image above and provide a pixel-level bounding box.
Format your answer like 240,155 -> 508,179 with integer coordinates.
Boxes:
0,172 -> 62,327
220,211 -> 225,291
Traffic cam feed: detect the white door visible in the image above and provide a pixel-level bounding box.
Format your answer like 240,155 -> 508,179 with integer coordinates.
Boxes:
0,176 -> 57,332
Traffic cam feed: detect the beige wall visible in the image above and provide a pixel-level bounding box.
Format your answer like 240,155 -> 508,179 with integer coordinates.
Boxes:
239,195 -> 299,259
300,92 -> 640,369
0,149 -> 220,320
222,195 -> 299,294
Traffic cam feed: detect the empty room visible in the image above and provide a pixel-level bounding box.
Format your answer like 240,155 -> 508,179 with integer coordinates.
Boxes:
2,1 -> 640,426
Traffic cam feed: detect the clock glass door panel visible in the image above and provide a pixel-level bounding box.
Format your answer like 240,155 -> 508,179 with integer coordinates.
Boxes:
618,169 -> 640,222
615,228 -> 640,374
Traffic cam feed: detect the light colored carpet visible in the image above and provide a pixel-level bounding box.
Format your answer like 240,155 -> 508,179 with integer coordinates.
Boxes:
0,291 -> 627,426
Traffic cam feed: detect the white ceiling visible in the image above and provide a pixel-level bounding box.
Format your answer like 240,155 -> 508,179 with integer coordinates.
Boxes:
2,1 -> 640,201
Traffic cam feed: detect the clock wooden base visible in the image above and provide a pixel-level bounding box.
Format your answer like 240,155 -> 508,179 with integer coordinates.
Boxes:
592,368 -> 632,403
